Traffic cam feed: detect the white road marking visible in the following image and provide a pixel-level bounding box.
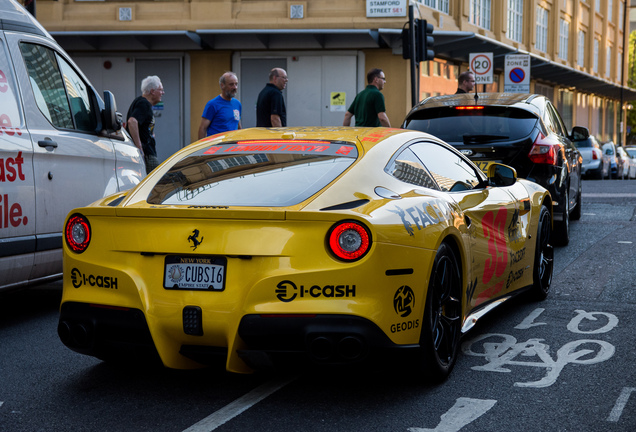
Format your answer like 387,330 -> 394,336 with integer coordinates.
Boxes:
515,308 -> 546,329
584,193 -> 636,198
583,213 -> 597,216
0,401 -> 3,408
408,397 -> 497,432
182,376 -> 295,432
607,387 -> 636,422
618,241 -> 633,244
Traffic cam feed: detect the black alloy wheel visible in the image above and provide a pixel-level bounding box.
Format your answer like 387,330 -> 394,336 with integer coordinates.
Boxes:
530,205 -> 554,301
416,242 -> 462,383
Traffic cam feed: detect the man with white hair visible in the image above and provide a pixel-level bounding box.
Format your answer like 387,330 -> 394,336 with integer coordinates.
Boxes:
126,75 -> 164,174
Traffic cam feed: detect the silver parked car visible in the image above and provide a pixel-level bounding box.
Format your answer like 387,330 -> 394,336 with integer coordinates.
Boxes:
618,146 -> 636,179
573,134 -> 604,179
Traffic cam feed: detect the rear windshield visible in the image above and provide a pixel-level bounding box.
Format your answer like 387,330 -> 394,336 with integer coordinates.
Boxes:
405,106 -> 538,144
572,139 -> 593,148
147,140 -> 358,206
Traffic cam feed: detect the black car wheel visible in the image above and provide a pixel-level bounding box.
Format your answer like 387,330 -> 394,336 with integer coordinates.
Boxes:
553,189 -> 569,246
416,242 -> 462,383
530,205 -> 553,301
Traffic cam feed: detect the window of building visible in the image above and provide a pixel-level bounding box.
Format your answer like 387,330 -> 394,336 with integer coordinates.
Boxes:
577,30 -> 585,67
421,61 -> 430,77
593,38 -> 599,73
608,0 -> 613,22
558,89 -> 574,131
606,44 -> 612,78
470,0 -> 492,30
619,2 -> 624,30
507,0 -> 524,43
535,83 -> 554,101
618,51 -> 623,82
432,61 -> 440,76
558,19 -> 569,61
595,0 -> 601,13
423,0 -> 449,14
536,6 -> 548,52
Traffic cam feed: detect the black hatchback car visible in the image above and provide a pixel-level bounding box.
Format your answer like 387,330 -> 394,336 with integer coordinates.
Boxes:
402,93 -> 584,246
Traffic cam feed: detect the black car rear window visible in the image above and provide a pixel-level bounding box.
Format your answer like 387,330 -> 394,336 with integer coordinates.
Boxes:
405,106 -> 538,144
147,140 -> 358,207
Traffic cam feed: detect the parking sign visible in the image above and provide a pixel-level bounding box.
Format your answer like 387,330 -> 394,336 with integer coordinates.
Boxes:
469,53 -> 493,85
504,54 -> 530,93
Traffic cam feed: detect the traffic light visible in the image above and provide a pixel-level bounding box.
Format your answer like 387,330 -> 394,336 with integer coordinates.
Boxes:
401,26 -> 412,60
402,20 -> 435,62
416,19 -> 434,62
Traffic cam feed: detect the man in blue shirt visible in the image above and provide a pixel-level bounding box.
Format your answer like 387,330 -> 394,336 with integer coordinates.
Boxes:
198,72 -> 242,139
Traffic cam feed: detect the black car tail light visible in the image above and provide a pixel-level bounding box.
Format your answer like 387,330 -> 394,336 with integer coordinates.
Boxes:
327,221 -> 371,261
528,133 -> 563,165
65,214 -> 91,253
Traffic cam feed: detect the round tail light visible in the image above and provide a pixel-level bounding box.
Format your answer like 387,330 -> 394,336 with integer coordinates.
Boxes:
65,214 -> 91,253
327,221 -> 371,261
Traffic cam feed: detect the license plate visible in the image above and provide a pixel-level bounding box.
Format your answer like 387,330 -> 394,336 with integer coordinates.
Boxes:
473,161 -> 493,172
164,255 -> 226,291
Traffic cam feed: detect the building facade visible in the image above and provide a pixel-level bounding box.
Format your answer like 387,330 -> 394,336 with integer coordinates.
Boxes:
30,0 -> 636,161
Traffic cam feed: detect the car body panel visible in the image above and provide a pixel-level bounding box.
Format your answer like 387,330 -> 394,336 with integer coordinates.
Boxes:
59,127 -> 551,374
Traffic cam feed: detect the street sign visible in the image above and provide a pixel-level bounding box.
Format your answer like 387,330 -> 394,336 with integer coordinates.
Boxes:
504,54 -> 530,93
469,53 -> 493,85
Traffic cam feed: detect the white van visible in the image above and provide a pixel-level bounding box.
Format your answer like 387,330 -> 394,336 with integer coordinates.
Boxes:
1,0 -> 145,291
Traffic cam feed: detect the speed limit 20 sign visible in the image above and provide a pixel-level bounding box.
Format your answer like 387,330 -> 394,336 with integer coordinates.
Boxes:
469,52 -> 493,85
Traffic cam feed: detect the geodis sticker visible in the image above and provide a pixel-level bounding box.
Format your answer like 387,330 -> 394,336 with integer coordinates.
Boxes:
391,285 -> 419,333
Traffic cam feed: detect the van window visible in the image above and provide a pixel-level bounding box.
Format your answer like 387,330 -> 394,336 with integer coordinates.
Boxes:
19,43 -> 97,132
0,38 -> 23,132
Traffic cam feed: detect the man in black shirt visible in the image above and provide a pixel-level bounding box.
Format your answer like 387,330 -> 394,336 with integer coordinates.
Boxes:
256,68 -> 288,127
126,75 -> 164,174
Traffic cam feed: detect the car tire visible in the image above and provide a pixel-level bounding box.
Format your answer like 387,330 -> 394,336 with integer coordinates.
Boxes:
530,205 -> 553,301
596,163 -> 604,180
415,242 -> 462,384
553,189 -> 569,246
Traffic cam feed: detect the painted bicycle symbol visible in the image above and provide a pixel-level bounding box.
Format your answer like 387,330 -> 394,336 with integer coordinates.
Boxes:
461,333 -> 615,388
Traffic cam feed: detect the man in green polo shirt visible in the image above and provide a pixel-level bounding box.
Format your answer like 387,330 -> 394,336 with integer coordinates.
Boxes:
343,68 -> 391,127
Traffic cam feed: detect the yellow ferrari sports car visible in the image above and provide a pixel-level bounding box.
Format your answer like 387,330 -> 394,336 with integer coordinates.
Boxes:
59,127 -> 553,382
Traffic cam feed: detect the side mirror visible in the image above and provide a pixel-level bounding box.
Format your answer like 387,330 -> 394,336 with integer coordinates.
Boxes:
571,126 -> 590,141
487,163 -> 517,187
103,90 -> 122,132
